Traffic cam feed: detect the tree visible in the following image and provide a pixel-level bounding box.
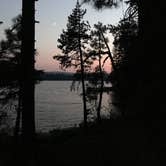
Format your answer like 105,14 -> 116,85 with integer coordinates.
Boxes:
0,15 -> 21,62
0,15 -> 22,84
108,18 -> 138,117
88,22 -> 108,122
0,14 -> 42,138
54,0 -> 91,127
0,15 -> 22,136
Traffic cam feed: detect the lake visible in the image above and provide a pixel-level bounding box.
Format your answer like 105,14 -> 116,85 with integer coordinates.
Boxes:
35,81 -> 112,132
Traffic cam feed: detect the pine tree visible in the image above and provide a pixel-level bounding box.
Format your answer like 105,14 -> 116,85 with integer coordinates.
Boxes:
54,0 -> 91,127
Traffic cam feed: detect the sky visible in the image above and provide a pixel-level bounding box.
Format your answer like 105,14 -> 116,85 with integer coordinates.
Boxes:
0,0 -> 125,72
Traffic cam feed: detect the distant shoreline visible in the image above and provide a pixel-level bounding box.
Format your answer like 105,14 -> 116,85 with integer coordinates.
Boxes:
39,71 -> 110,81
40,79 -> 74,81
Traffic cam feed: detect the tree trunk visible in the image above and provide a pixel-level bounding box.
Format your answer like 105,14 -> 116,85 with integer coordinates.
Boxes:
79,42 -> 87,127
97,33 -> 103,123
78,12 -> 88,128
97,55 -> 103,123
100,30 -> 116,71
21,0 -> 35,143
14,90 -> 22,141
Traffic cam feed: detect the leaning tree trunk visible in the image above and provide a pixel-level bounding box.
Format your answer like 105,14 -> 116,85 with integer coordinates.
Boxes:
97,33 -> 103,123
21,0 -> 35,143
97,55 -> 103,123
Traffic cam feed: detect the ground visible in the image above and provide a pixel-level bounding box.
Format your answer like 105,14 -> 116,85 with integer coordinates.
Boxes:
0,119 -> 166,166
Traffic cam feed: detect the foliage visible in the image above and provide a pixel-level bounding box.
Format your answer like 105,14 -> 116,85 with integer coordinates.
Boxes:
124,0 -> 138,20
86,22 -> 109,122
82,0 -> 139,118
109,18 -> 138,70
88,22 -> 108,59
82,0 -> 138,18
54,1 -> 91,70
0,15 -> 22,86
107,17 -> 139,117
82,0 -> 123,9
0,15 -> 22,132
0,15 -> 22,64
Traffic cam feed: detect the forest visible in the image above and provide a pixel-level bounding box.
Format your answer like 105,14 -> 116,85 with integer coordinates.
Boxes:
0,0 -> 165,165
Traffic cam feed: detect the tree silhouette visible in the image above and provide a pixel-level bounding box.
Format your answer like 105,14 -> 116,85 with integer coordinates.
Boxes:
0,15 -> 22,136
88,22 -> 108,122
0,14 -> 42,137
0,4 -> 41,163
54,0 -> 91,127
0,15 -> 21,63
108,18 -> 138,117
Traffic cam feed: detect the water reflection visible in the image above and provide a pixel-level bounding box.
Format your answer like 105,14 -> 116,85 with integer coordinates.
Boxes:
35,81 -> 111,132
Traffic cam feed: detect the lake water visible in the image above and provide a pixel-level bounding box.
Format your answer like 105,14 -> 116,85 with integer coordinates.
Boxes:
35,81 -> 111,132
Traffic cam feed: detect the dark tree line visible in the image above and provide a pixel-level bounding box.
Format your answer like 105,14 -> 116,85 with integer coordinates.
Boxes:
0,0 -> 165,165
81,0 -> 166,123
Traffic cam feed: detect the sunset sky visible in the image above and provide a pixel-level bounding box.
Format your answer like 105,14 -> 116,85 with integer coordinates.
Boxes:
0,0 -> 125,72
